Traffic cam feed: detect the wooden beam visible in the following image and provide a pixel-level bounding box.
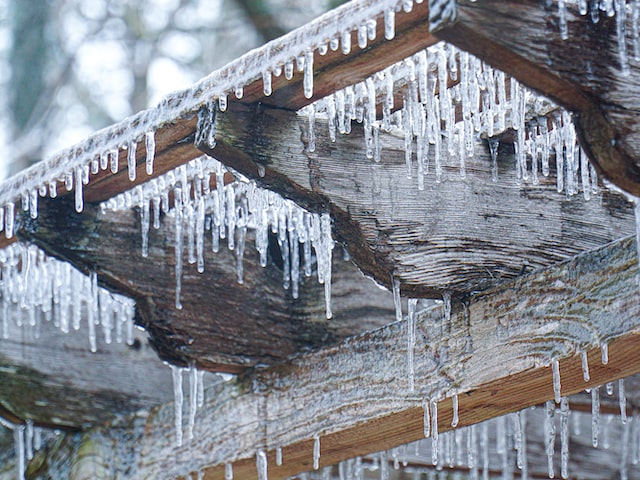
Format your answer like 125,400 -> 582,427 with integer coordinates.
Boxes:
0,309 -> 173,430
433,0 -> 640,197
17,197 -> 396,371
202,102 -> 635,296
54,233 -> 640,479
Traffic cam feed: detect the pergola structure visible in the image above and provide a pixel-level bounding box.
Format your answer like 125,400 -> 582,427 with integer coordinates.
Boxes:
2,1 -> 640,479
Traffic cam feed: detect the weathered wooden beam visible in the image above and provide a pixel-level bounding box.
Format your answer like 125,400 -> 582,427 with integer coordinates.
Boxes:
0,310 -> 173,430
202,102 -> 635,296
433,0 -> 640,197
50,233 -> 640,479
17,197 -> 396,371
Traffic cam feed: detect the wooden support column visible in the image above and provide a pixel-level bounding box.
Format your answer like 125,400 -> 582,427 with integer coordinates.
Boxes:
433,0 -> 640,197
59,233 -> 640,479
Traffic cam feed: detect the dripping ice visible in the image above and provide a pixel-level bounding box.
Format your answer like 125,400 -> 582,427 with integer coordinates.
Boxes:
305,41 -> 597,201
0,242 -> 135,351
103,155 -> 335,320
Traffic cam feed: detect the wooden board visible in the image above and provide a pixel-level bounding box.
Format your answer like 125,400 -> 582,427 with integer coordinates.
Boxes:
203,102 -> 636,296
16,197 -> 396,371
34,233 -> 640,479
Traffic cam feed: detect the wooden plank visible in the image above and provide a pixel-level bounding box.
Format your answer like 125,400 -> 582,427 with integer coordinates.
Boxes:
433,0 -> 640,197
202,102 -> 635,296
17,197 -> 397,371
52,233 -> 640,479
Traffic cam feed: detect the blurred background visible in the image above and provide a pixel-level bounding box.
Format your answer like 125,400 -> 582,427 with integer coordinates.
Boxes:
0,0 -> 341,179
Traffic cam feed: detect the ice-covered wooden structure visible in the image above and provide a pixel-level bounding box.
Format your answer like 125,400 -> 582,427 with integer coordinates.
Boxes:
2,0 -> 640,478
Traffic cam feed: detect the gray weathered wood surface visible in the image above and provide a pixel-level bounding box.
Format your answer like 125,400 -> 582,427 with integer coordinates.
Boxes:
30,233 -> 639,480
204,102 -> 636,296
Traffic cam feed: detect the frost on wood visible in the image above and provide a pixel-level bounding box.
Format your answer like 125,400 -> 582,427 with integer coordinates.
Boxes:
102,156 -> 335,319
0,242 -> 135,351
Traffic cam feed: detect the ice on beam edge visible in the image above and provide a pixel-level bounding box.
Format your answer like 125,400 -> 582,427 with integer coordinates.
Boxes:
0,0 -> 430,237
0,242 -> 136,352
101,155 -> 335,318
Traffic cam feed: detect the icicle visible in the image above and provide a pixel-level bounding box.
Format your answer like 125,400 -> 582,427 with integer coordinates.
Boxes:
219,93 -> 228,112
560,397 -> 569,479
225,463 -> 233,480
197,370 -> 205,407
29,189 -> 38,219
313,435 -> 321,470
188,366 -> 198,442
489,138 -> 499,183
392,276 -> 402,323
431,399 -> 439,465
580,350 -> 590,382
141,197 -> 150,258
276,446 -> 283,466
5,202 -> 14,238
384,8 -> 395,40
607,381 -> 615,395
592,386 -> 600,447
520,410 -> 528,479
407,298 -> 417,392
257,450 -> 268,480
110,149 -> 119,174
513,412 -> 523,470
481,422 -> 489,480
558,0 -> 569,40
196,197 -> 205,274
128,140 -> 137,181
620,378 -> 628,424
423,398 -> 431,438
622,416 -> 631,480
451,394 -> 459,428
263,70 -> 273,96
552,359 -> 561,403
601,342 -> 609,364
174,187 -> 184,310
357,24 -> 368,49
616,0 -> 630,75
88,272 -> 98,352
304,50 -> 314,99
15,425 -> 25,480
25,419 -> 33,461
145,131 -> 156,175
341,29 -> 351,55
545,401 -> 556,479
171,366 -> 184,447
235,86 -> 244,99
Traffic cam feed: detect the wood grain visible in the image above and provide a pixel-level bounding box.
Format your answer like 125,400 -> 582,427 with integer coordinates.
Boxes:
204,102 -> 635,297
44,234 -> 640,479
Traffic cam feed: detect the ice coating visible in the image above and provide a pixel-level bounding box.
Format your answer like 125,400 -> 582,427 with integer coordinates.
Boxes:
0,242 -> 135,351
0,0 -> 413,233
102,155 -> 335,319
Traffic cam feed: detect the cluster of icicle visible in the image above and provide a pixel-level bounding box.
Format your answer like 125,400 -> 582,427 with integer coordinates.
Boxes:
303,42 -> 598,199
0,417 -> 45,480
102,155 -> 335,318
557,0 -> 640,75
0,242 -> 135,352
279,380 -> 633,480
0,0 -> 426,237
